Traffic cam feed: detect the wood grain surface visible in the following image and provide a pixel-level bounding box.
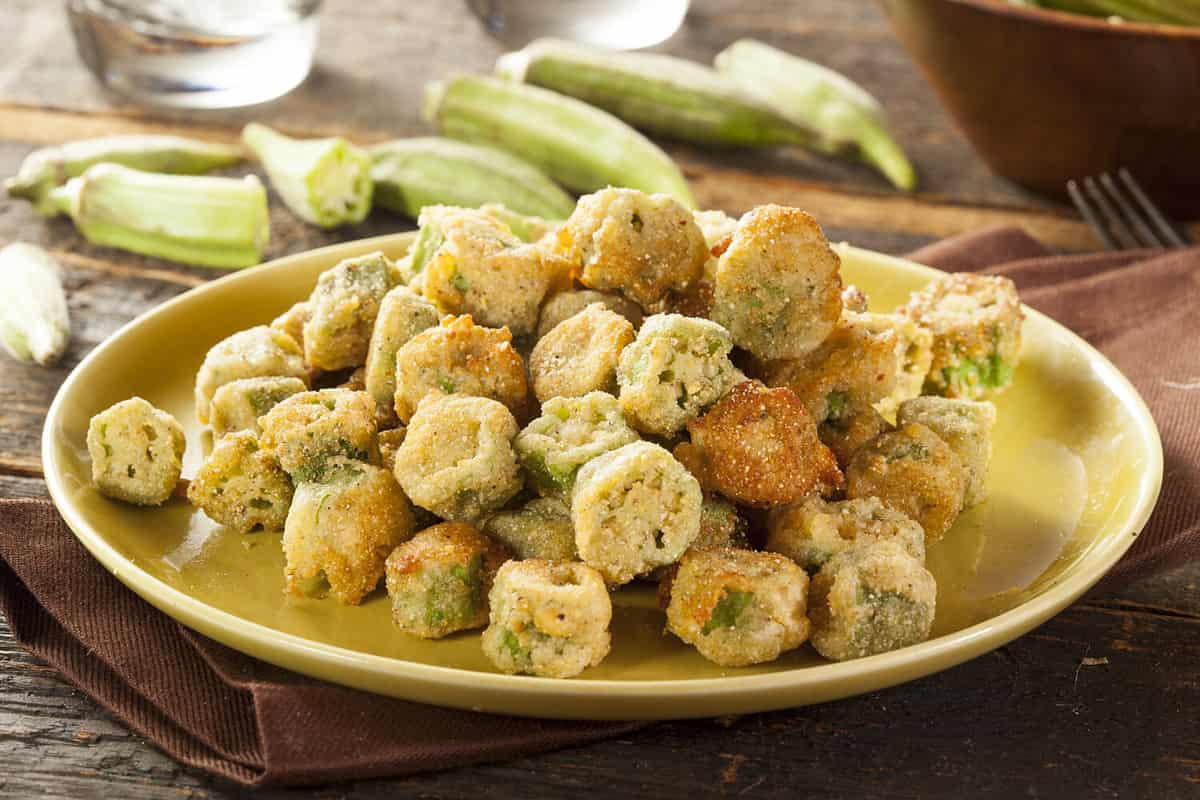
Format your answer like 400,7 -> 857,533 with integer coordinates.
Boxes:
0,1 -> 1195,797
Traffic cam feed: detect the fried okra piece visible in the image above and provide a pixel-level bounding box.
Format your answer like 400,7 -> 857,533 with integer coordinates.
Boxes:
187,431 -> 293,532
258,389 -> 377,481
384,521 -> 510,639
417,206 -> 566,337
194,326 -> 307,424
696,495 -> 749,551
901,272 -> 1024,399
514,392 -> 639,497
555,187 -> 708,310
657,209 -> 737,319
363,286 -> 441,420
662,548 -> 810,668
537,289 -> 644,340
393,394 -> 523,521
303,251 -> 398,371
765,313 -> 899,432
897,396 -> 996,508
649,494 -> 749,580
209,376 -> 307,440
479,202 -> 561,243
87,397 -> 185,506
571,441 -> 702,585
764,314 -> 901,467
841,284 -> 869,314
616,313 -> 737,437
530,304 -> 636,403
692,209 -> 738,249
712,205 -> 843,361
765,495 -> 925,573
481,560 -> 613,678
392,315 -> 531,423
284,458 -> 415,605
339,366 -> 367,391
846,423 -> 966,542
484,496 -> 578,561
820,406 -> 892,470
809,540 -> 937,662
270,301 -> 311,350
853,311 -> 933,418
675,381 -> 843,508
376,427 -> 406,473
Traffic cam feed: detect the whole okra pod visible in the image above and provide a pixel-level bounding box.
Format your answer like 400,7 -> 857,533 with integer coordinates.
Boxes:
496,38 -> 810,149
715,40 -> 916,191
369,137 -> 574,221
423,73 -> 695,207
0,242 -> 70,366
49,163 -> 270,269
5,135 -> 243,216
242,123 -> 373,228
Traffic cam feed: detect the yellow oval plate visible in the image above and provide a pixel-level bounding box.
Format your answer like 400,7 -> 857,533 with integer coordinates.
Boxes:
42,234 -> 1162,720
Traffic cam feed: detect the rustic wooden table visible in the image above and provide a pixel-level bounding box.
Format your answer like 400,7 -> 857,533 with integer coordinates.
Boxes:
1,1 -> 1196,797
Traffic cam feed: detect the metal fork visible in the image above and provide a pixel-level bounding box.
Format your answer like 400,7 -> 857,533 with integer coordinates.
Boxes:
1067,169 -> 1190,251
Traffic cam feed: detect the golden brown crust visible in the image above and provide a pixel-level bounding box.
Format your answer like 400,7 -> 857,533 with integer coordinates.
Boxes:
536,289 -> 644,340
386,522 -> 504,574
900,272 -> 1024,399
820,406 -> 892,470
680,381 -> 843,508
392,315 -> 531,423
764,316 -> 899,426
529,303 -> 635,403
845,423 -> 966,542
556,188 -> 708,310
712,205 -> 843,361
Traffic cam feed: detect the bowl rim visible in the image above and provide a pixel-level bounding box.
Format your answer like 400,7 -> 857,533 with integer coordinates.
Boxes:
939,0 -> 1200,38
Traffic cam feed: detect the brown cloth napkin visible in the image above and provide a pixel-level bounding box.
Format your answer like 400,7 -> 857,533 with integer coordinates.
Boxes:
1,226 -> 1197,786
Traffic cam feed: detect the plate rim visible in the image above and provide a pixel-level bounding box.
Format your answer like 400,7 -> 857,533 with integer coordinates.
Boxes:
41,233 -> 1164,719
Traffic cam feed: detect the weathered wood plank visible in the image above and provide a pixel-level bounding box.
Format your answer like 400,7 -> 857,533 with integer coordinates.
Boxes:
0,474 -> 47,499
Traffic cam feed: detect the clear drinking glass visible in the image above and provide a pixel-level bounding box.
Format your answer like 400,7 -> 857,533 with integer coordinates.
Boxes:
466,0 -> 690,50
66,0 -> 323,109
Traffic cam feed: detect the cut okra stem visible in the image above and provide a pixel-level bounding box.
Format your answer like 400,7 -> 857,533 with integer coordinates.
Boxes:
423,73 -> 696,207
242,123 -> 373,228
0,242 -> 70,366
5,135 -> 244,217
49,163 -> 270,269
714,39 -> 917,191
369,137 -> 574,220
496,38 -> 812,149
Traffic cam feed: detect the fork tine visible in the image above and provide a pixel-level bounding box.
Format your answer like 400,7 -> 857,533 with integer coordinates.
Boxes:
1117,169 -> 1190,248
1098,173 -> 1162,248
1082,176 -> 1140,250
1067,179 -> 1119,250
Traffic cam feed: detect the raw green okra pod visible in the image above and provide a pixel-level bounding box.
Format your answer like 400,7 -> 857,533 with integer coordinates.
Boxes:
49,163 -> 270,269
369,137 -> 574,221
715,39 -> 916,191
423,73 -> 695,207
495,38 -> 811,148
5,134 -> 244,216
242,123 -> 373,228
0,242 -> 70,366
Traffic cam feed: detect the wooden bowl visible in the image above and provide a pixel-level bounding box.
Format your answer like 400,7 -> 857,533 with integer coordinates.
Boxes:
879,0 -> 1200,215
